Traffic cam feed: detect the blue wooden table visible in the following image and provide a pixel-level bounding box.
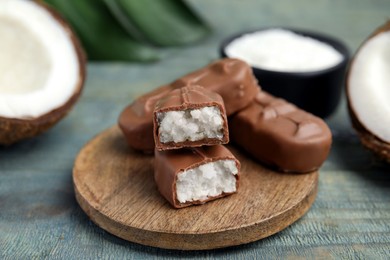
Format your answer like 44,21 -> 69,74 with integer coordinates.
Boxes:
1,0 -> 389,258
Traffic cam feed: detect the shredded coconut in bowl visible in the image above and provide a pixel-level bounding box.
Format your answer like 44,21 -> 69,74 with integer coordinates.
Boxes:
225,28 -> 343,72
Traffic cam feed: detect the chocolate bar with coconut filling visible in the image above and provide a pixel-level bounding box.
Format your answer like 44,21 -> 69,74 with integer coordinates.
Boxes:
154,85 -> 229,151
118,58 -> 259,153
154,145 -> 240,208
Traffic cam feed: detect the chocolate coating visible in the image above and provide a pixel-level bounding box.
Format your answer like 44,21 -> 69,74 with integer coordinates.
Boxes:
118,58 -> 259,152
119,85 -> 174,152
171,58 -> 260,115
229,91 -> 332,173
154,85 -> 229,151
154,145 -> 241,209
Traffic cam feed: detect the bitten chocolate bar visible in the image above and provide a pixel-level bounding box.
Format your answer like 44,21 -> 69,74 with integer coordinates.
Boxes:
154,85 -> 229,151
118,58 -> 259,152
229,91 -> 332,173
154,145 -> 241,208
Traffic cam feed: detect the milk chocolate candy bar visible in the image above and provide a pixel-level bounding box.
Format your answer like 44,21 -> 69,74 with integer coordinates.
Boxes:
155,145 -> 240,209
230,91 -> 332,173
118,58 -> 259,152
154,85 -> 229,151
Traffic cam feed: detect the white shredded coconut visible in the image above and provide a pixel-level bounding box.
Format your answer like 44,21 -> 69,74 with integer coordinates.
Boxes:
225,28 -> 343,72
158,106 -> 224,143
176,160 -> 238,203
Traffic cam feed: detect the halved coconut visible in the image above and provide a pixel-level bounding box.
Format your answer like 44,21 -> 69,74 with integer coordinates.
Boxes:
0,0 -> 85,145
347,21 -> 390,161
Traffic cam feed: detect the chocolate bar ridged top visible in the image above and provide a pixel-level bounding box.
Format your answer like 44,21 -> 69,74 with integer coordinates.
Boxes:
118,58 -> 259,152
171,58 -> 259,115
230,91 -> 332,173
154,145 -> 240,208
154,85 -> 229,150
155,85 -> 225,111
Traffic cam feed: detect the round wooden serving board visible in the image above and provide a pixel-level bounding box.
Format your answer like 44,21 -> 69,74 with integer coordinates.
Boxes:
73,126 -> 318,250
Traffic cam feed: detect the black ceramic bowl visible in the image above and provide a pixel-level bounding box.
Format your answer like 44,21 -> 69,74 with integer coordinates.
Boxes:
220,28 -> 350,118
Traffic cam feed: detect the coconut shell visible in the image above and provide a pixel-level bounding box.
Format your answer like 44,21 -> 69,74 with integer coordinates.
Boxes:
348,103 -> 390,163
346,20 -> 390,162
0,2 -> 86,145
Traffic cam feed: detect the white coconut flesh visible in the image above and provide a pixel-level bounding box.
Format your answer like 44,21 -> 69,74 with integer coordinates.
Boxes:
157,106 -> 224,143
0,0 -> 80,119
176,159 -> 238,203
348,31 -> 390,143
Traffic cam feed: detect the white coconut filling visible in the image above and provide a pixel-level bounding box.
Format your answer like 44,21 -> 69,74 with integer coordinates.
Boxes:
0,0 -> 79,119
157,106 -> 224,143
349,31 -> 390,142
225,28 -> 343,72
176,160 -> 238,203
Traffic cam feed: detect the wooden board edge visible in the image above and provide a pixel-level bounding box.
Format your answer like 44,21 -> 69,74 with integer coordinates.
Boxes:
73,169 -> 318,250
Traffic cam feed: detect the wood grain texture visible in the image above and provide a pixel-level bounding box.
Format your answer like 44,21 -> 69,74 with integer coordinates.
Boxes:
73,126 -> 318,250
